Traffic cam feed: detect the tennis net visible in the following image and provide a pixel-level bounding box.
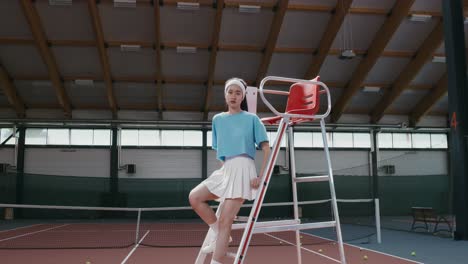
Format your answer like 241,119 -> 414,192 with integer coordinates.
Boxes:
0,199 -> 380,249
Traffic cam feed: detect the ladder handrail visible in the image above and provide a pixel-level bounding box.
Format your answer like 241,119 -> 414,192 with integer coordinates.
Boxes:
258,76 -> 332,120
233,119 -> 289,264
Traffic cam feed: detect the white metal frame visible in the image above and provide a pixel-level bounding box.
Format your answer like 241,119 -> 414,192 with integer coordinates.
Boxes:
196,76 -> 347,264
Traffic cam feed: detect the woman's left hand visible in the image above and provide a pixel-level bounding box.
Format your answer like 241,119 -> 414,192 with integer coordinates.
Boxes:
251,177 -> 261,189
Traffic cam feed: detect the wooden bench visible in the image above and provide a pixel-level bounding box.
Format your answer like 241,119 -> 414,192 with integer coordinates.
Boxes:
411,207 -> 452,233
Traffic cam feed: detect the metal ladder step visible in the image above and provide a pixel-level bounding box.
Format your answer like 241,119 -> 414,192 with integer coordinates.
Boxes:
252,221 -> 337,234
294,175 -> 329,183
234,216 -> 249,222
232,219 -> 299,230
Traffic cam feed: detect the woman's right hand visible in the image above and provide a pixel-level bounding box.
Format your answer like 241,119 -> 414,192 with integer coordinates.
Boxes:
251,177 -> 261,189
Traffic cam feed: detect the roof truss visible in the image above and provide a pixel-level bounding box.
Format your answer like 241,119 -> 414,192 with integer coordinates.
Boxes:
370,21 -> 444,123
19,0 -> 72,117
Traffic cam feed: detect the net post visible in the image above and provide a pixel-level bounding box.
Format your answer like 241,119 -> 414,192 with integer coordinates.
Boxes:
136,208 -> 142,244
375,198 -> 381,244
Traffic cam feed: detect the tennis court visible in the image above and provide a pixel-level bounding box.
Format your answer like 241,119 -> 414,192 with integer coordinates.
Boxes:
1,220 -> 422,264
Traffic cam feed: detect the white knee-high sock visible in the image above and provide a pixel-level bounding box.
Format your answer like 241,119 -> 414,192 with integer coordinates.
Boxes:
209,220 -> 219,234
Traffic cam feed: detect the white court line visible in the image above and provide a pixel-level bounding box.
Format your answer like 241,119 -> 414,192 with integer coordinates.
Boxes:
298,232 -> 424,264
121,230 -> 150,264
0,224 -> 69,242
0,224 -> 43,233
264,233 -> 341,263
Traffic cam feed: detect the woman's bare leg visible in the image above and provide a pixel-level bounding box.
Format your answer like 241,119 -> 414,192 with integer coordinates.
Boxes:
212,198 -> 244,263
189,184 -> 219,225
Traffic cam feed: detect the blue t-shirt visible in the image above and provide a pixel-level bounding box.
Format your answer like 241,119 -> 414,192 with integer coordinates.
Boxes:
212,111 -> 269,161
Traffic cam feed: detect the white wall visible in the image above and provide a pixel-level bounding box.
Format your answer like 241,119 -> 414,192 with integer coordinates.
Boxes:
209,149 -> 371,176
8,147 -> 447,179
295,149 -> 370,175
120,149 -> 202,178
24,148 -> 110,177
379,150 -> 447,176
0,148 -> 15,165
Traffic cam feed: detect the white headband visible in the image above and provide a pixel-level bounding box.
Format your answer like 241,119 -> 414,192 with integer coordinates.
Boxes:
224,79 -> 246,98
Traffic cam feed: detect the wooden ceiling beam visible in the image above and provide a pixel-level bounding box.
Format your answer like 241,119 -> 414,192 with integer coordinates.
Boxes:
11,75 -> 435,91
114,76 -> 156,82
275,47 -> 316,53
49,39 -> 96,47
163,77 -> 205,84
0,37 -> 441,59
0,65 -> 26,118
288,4 -> 441,17
0,37 -> 35,45
162,42 -> 211,50
287,4 -> 334,12
465,0 -> 468,16
305,0 -> 353,79
218,44 -> 263,52
331,0 -> 415,122
370,21 -> 444,123
203,0 -> 225,119
255,0 -> 289,86
163,0 -> 213,6
225,1 -> 276,9
19,0 -> 72,117
87,0 -> 118,117
107,40 -> 154,49
118,104 -> 159,111
99,0 -> 152,6
409,73 -> 448,126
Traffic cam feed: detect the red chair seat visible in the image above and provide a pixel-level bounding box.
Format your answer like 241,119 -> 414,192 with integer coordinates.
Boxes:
262,116 -> 282,125
261,76 -> 321,126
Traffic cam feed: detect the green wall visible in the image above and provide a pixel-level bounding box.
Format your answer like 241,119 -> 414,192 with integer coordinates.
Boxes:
0,173 -> 450,219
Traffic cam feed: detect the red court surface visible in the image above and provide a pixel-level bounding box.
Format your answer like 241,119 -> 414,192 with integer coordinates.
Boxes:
0,223 -> 423,264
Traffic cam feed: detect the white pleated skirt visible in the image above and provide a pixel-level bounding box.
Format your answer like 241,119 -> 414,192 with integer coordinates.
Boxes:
202,156 -> 258,201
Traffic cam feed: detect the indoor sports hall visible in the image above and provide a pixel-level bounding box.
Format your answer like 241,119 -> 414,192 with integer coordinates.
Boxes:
1,0 -> 468,263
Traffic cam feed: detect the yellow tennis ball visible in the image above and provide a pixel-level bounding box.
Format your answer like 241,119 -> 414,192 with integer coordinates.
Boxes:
318,249 -> 323,253
363,255 -> 368,260
411,251 -> 416,256
85,261 -> 91,264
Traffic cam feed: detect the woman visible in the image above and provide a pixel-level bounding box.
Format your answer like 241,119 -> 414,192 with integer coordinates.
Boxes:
189,78 -> 271,264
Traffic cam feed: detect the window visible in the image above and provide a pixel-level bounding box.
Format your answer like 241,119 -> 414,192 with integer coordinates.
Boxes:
47,129 -> 70,145
293,132 -> 312,147
161,130 -> 183,146
207,131 -> 213,147
353,133 -> 371,148
121,129 -> 138,146
269,131 -> 287,147
0,128 -> 15,145
93,129 -> 111,146
393,133 -> 411,148
71,129 -> 93,145
26,128 -> 47,145
412,133 -> 431,148
183,131 -> 202,146
16,128 -> 447,150
378,133 -> 392,148
431,134 -> 448,148
138,130 -> 160,146
312,132 -> 332,148
333,132 -> 353,148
